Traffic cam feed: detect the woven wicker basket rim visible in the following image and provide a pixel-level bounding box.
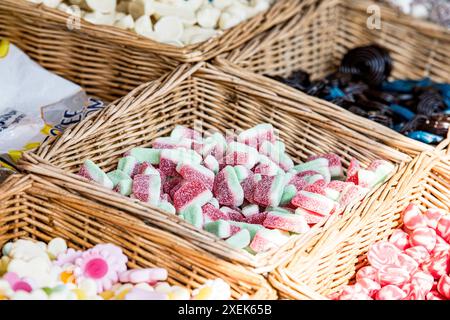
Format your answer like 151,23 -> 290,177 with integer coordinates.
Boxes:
1,0 -> 306,62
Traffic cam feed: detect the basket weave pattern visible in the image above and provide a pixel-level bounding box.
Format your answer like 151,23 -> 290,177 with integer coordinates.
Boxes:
0,174 -> 276,299
0,0 -> 310,101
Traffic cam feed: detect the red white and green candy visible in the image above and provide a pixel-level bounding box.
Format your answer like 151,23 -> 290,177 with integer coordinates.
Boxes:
78,124 -> 394,254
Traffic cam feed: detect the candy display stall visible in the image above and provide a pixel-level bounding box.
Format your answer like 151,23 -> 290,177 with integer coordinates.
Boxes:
0,174 -> 275,299
220,0 -> 450,157
0,0 -> 310,101
19,62 -> 413,278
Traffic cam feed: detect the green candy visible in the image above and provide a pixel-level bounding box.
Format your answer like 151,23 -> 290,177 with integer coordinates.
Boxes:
204,219 -> 231,239
117,156 -> 137,176
225,229 -> 251,249
280,184 -> 297,206
158,201 -> 176,214
128,148 -> 161,165
182,204 -> 203,229
229,221 -> 264,240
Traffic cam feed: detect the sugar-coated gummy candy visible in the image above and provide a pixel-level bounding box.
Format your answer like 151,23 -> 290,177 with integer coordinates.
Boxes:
182,204 -> 204,229
262,211 -> 309,234
225,229 -> 251,249
213,166 -> 244,207
79,160 -> 114,190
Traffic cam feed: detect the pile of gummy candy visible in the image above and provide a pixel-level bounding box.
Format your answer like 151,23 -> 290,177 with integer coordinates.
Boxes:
0,238 -> 230,300
333,204 -> 450,300
29,0 -> 273,46
272,45 -> 450,145
78,123 -> 394,254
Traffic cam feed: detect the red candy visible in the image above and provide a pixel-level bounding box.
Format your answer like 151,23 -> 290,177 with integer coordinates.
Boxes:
421,251 -> 450,279
395,253 -> 419,275
356,266 -> 378,282
173,179 -> 212,212
357,278 -> 381,297
202,203 -> 229,222
245,212 -> 267,224
404,246 -> 430,264
291,191 -> 335,216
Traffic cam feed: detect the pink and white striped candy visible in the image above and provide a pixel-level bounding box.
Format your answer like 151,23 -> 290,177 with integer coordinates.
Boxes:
389,229 -> 410,251
262,211 -> 310,234
436,215 -> 450,242
426,291 -> 445,300
404,246 -> 430,264
357,278 -> 381,297
345,158 -> 360,184
376,285 -> 407,300
401,283 -> 426,300
367,242 -> 400,270
356,266 -> 378,282
337,284 -> 372,300
432,235 -> 450,254
202,203 -> 229,223
421,251 -> 450,279
394,253 -> 419,275
176,162 -> 215,190
252,175 -> 284,207
424,208 -> 445,229
213,166 -> 244,207
410,271 -> 434,294
291,191 -> 336,216
402,204 -> 427,230
377,265 -> 410,286
437,275 -> 450,299
409,227 -> 437,252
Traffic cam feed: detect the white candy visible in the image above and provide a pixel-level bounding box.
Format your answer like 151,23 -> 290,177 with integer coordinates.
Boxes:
47,238 -> 67,258
196,4 -> 221,29
86,0 -> 117,13
153,16 -> 184,41
134,15 -> 156,39
115,14 -> 135,29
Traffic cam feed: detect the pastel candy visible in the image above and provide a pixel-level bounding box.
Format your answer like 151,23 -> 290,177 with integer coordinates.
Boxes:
280,185 -> 297,206
47,238 -> 67,259
291,191 -> 336,216
433,235 -> 450,254
241,204 -> 259,218
338,184 -> 368,209
125,288 -> 168,300
357,278 -> 381,297
252,175 -> 284,207
367,242 -> 400,269
376,285 -> 407,300
327,180 -> 353,192
176,162 -> 215,190
249,229 -> 289,253
233,165 -> 251,182
223,142 -> 259,169
160,148 -> 201,176
293,159 -> 331,183
152,137 -> 184,150
78,160 -> 114,190
118,156 -> 138,177
213,166 -> 244,207
423,208 -> 445,229
108,170 -> 133,196
422,252 -> 450,279
203,155 -> 219,174
182,204 -> 204,229
401,283 -> 426,300
426,291 -> 445,300
377,265 -> 410,286
356,169 -> 377,188
338,284 -> 372,300
126,148 -> 161,165
388,229 -> 410,251
262,211 -> 310,234
202,203 -> 229,223
204,220 -> 232,239
119,268 -> 168,284
436,215 -> 450,242
158,201 -> 176,214
437,274 -> 450,299
170,125 -> 201,141
404,246 -> 430,264
132,174 -> 161,206
409,227 -> 436,252
402,204 -> 427,230
229,222 -> 264,240
225,229 -> 251,249
367,160 -> 395,185
307,154 -> 343,179
356,266 -> 378,282
410,271 -> 434,294
173,179 -> 213,212
394,253 -> 419,275
238,123 -> 276,149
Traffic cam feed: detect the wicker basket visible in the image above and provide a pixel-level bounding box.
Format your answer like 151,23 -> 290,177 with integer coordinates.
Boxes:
19,62 -> 413,275
0,174 -> 275,299
268,146 -> 450,299
219,0 -> 450,157
0,0 -> 313,102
